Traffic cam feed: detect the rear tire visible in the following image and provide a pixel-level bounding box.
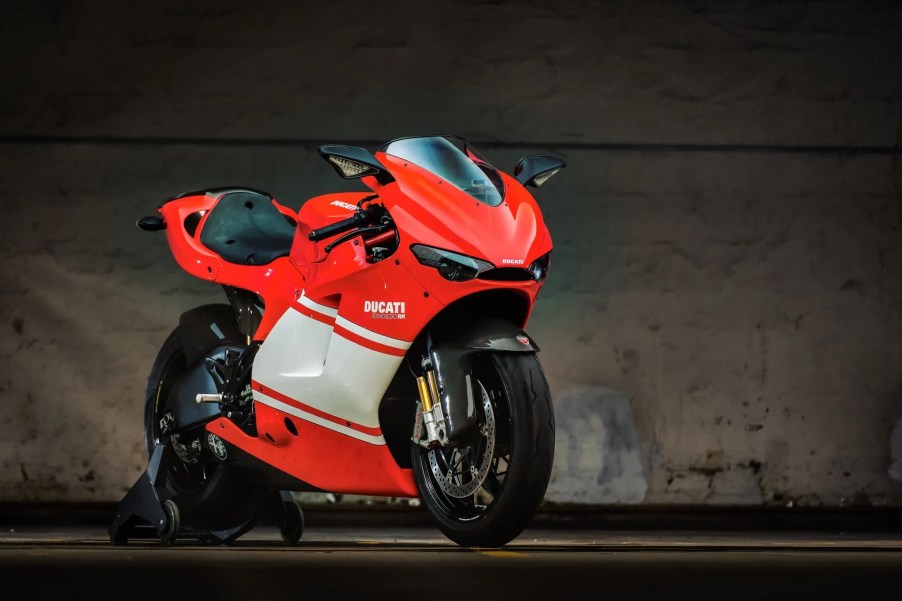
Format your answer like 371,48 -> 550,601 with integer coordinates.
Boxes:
411,352 -> 554,547
144,324 -> 267,533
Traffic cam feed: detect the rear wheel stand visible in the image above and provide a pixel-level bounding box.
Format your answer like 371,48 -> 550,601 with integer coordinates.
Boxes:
109,446 -> 304,546
194,491 -> 304,545
109,443 -> 180,545
258,489 -> 305,545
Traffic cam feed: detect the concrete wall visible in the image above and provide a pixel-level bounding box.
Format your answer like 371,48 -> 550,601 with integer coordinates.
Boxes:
1,0 -> 901,507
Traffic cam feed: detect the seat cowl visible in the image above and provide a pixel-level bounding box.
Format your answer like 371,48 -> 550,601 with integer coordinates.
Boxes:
162,186 -> 274,207
199,190 -> 297,266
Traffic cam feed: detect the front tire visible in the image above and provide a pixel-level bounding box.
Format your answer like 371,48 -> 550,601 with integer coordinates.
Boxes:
411,352 -> 554,547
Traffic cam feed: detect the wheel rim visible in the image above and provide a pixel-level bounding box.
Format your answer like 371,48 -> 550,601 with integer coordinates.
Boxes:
419,358 -> 513,521
428,380 -> 496,498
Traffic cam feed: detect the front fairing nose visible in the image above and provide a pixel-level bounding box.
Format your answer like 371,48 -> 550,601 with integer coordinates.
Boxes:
468,196 -> 543,265
378,155 -> 552,266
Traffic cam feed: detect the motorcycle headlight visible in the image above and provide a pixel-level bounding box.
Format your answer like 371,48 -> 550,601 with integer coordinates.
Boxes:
527,252 -> 552,282
410,244 -> 495,282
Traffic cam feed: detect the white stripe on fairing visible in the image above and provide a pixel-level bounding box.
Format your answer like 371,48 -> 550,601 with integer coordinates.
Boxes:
255,326 -> 403,431
254,390 -> 386,446
334,316 -> 411,350
298,294 -> 339,317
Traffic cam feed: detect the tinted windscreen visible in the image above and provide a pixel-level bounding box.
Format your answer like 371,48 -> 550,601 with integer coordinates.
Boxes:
381,136 -> 504,206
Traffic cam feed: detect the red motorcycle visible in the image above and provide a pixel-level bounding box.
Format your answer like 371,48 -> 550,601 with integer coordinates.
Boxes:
109,135 -> 564,547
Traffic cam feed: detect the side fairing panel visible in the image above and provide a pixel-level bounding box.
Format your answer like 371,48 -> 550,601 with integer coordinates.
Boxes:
209,408 -> 418,497
252,293 -> 409,435
216,286 -> 424,496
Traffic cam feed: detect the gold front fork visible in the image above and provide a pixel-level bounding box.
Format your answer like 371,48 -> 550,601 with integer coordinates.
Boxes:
414,367 -> 447,447
416,376 -> 433,412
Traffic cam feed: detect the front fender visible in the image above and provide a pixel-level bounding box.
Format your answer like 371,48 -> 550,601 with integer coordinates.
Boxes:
430,318 -> 539,443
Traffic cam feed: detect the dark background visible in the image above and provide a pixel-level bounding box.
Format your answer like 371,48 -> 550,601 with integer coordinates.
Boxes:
0,0 -> 900,510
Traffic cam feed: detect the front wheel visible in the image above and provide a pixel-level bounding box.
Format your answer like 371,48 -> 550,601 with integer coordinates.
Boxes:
411,352 -> 555,547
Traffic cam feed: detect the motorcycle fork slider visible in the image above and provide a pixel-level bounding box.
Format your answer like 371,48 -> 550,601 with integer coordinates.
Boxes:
415,373 -> 447,448
426,370 -> 441,410
416,376 -> 433,412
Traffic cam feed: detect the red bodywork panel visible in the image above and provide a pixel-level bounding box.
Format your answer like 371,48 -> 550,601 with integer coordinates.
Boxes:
209,407 -> 418,497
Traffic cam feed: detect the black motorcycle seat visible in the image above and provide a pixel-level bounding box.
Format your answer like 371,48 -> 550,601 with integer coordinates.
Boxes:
199,190 -> 297,266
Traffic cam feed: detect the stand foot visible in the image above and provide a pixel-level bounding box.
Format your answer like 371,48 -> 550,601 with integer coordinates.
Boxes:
109,444 -> 177,545
260,490 -> 304,545
202,519 -> 258,545
109,446 -> 303,547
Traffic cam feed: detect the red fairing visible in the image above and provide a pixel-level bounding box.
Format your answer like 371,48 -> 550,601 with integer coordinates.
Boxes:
373,151 -> 550,312
209,406 -> 418,497
376,152 -> 552,272
286,156 -> 551,342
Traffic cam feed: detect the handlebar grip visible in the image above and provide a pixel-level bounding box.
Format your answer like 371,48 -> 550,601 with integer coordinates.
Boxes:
308,212 -> 366,242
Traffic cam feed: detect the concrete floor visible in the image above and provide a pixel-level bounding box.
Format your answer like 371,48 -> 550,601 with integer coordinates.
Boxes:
2,523 -> 901,601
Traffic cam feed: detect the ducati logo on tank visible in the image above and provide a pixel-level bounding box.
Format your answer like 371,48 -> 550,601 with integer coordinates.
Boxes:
330,199 -> 357,211
364,300 -> 406,320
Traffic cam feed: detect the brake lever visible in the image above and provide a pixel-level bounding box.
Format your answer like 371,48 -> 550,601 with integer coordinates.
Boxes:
323,224 -> 389,254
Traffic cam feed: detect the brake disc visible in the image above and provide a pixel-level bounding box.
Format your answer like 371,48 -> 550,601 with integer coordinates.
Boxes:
428,381 -> 496,498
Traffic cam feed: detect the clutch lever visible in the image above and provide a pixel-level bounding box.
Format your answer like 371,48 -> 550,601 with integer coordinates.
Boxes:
323,223 -> 390,254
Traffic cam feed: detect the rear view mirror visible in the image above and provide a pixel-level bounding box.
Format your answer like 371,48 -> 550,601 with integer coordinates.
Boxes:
513,155 -> 566,188
319,145 -> 395,185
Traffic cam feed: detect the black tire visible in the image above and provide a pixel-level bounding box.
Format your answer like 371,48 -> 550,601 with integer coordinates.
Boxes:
279,500 -> 305,545
144,324 -> 267,533
411,352 -> 554,548
159,499 -> 180,545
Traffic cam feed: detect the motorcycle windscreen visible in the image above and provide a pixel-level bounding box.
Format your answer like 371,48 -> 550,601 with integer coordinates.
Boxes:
380,136 -> 505,206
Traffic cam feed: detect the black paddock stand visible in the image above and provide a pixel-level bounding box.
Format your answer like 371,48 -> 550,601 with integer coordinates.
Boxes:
109,444 -> 304,546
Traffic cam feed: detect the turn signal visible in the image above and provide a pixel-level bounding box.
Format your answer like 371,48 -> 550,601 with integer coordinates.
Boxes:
327,155 -> 378,179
